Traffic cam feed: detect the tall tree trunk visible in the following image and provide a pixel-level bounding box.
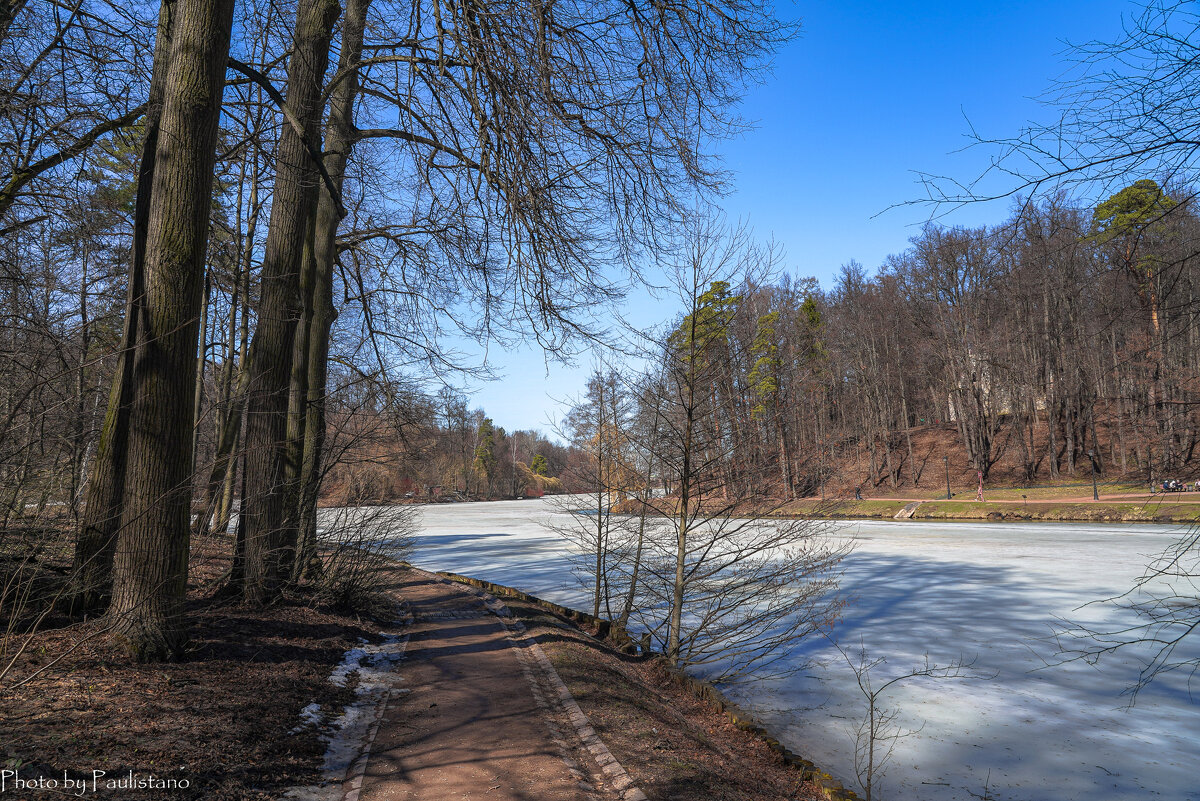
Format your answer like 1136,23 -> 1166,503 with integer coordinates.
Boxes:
884,434 -> 896,488
1047,400 -> 1059,479
70,1 -> 175,615
777,417 -> 793,499
294,0 -> 366,582
191,272 -> 211,471
902,397 -> 916,487
867,435 -> 878,486
281,217 -> 318,574
618,408 -> 659,630
106,0 -> 236,660
238,0 -> 339,604
668,302 -> 702,666
593,376 -> 605,620
69,246 -> 92,516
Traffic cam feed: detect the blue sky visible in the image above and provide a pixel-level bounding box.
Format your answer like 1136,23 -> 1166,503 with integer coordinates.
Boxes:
458,0 -> 1138,436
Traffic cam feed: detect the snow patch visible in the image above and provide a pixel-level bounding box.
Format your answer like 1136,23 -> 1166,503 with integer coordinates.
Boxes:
285,613 -> 410,800
287,702 -> 324,735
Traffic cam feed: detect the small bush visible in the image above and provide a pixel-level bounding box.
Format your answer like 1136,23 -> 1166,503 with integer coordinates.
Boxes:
312,502 -> 417,617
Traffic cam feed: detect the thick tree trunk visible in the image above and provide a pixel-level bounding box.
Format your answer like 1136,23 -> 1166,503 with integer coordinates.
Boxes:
106,0 -> 235,660
293,228 -> 333,579
281,221 -> 317,577
238,0 -> 339,604
70,1 -> 175,615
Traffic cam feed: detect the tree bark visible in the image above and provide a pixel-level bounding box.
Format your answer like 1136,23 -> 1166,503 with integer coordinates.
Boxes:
293,0 -> 368,581
237,0 -> 339,604
70,1 -> 175,615
106,0 -> 235,660
282,218 -> 317,577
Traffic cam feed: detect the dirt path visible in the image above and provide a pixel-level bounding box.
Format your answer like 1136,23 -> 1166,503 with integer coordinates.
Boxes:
353,569 -> 645,801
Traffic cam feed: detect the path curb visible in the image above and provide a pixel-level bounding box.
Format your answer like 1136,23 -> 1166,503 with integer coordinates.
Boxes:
430,572 -> 649,801
431,568 -> 860,801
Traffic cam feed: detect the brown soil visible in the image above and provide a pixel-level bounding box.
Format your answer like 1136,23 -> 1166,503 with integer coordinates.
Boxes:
822,418 -> 1158,495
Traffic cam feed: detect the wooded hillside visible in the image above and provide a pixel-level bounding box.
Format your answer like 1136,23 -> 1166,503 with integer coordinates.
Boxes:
601,189 -> 1200,499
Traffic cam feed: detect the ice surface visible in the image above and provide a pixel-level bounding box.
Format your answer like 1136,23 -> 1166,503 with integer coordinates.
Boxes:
325,499 -> 1199,801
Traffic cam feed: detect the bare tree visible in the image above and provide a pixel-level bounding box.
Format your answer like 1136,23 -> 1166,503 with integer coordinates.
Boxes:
220,0 -> 797,601
632,217 -> 849,680
553,367 -> 637,621
234,0 -> 341,605
917,2 -> 1200,208
0,0 -> 151,226
70,0 -> 177,616
834,641 -> 982,801
912,0 -> 1200,694
1054,525 -> 1200,700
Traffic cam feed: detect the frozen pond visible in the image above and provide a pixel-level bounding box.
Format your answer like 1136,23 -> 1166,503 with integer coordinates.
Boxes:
333,498 -> 1200,801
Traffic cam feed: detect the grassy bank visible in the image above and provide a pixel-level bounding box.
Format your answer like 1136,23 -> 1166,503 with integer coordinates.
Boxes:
772,498 -> 1200,524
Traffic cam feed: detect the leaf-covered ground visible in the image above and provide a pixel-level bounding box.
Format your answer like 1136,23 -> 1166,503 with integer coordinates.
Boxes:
1,534 -> 377,800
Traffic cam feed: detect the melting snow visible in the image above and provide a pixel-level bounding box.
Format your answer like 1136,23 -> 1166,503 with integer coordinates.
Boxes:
285,613 -> 410,800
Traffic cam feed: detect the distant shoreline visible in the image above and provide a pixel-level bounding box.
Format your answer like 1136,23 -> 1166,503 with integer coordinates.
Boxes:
322,491 -> 1200,524
606,491 -> 1200,525
741,497 -> 1200,525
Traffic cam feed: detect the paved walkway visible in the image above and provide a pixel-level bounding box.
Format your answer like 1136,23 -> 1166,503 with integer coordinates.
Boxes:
350,569 -> 644,801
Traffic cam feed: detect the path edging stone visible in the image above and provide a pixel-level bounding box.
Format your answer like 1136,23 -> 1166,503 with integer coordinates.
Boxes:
428,572 -> 649,801
431,568 -> 860,801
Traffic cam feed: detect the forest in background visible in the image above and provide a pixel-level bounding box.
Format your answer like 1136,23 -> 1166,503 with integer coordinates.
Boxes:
249,174 -> 1200,513
551,181 -> 1200,507
10,171 -> 1197,544
0,0 -> 799,664
315,388 -> 571,504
